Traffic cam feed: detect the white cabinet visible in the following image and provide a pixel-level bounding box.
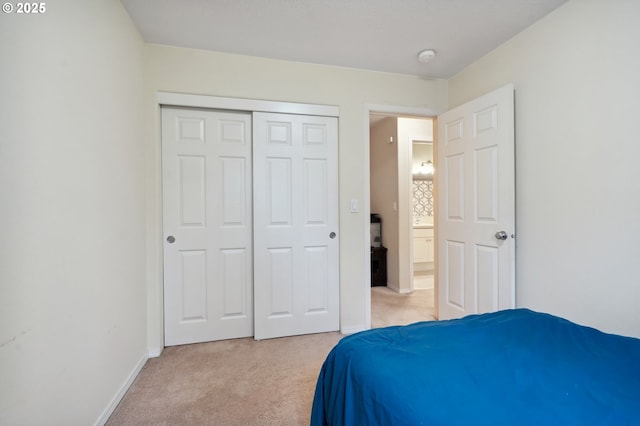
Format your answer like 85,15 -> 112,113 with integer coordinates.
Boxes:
413,228 -> 434,263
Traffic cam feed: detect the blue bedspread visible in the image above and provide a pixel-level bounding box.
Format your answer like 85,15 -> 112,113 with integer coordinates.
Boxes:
311,309 -> 640,426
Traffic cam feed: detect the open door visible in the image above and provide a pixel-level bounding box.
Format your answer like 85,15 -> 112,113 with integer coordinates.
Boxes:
437,84 -> 515,320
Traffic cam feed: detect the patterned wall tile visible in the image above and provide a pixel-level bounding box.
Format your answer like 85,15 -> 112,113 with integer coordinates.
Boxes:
412,179 -> 434,217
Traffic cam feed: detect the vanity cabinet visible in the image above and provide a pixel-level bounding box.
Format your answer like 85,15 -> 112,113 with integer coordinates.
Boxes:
413,228 -> 434,263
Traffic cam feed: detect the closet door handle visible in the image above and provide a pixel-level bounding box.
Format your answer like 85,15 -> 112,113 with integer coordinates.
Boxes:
167,235 -> 176,243
329,232 -> 336,239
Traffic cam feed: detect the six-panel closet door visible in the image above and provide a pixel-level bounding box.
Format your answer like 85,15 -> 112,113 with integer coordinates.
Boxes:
252,112 -> 339,340
162,107 -> 254,346
162,107 -> 339,345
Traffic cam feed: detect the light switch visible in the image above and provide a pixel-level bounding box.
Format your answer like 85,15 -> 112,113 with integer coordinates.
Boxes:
350,199 -> 359,213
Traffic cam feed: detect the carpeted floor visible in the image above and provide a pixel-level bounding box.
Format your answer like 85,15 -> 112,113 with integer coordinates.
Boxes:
371,287 -> 435,328
107,287 -> 434,425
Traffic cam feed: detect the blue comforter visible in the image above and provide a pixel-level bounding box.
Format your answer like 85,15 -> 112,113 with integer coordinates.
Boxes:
311,309 -> 640,426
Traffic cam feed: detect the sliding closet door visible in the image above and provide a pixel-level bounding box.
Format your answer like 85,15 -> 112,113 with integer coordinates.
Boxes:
162,107 -> 253,346
253,112 -> 339,340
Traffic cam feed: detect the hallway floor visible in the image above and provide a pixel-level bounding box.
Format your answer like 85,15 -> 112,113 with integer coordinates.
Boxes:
371,286 -> 435,328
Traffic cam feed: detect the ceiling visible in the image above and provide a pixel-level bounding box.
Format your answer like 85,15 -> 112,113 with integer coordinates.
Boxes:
121,0 -> 567,79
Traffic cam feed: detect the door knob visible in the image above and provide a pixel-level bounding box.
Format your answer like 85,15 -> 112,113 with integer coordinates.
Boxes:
329,232 -> 336,239
167,235 -> 175,243
495,231 -> 508,240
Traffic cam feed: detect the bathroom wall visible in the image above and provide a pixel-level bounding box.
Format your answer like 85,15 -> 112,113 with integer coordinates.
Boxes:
412,143 -> 434,219
412,180 -> 434,218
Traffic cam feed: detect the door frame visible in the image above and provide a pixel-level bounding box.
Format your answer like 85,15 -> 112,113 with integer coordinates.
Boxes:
153,92 -> 339,352
407,136 -> 435,294
364,104 -> 442,328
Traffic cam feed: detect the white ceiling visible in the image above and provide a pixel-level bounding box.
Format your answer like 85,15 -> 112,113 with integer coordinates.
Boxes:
121,0 -> 567,79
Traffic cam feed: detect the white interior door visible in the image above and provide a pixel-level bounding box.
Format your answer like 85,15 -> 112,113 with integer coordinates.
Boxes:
437,84 -> 515,320
253,112 -> 339,340
162,107 -> 253,346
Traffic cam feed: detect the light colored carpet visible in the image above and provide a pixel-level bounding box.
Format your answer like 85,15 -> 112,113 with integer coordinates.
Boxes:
371,287 -> 435,328
107,287 -> 434,425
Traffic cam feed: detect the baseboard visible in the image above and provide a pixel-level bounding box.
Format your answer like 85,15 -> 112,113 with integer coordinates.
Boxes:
384,285 -> 412,294
148,347 -> 163,358
95,353 -> 148,426
341,325 -> 367,335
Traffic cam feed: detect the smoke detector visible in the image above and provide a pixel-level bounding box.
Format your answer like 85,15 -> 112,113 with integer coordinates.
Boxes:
417,49 -> 436,64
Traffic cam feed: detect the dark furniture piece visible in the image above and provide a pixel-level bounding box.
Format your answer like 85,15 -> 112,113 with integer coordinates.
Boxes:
370,246 -> 387,287
370,214 -> 387,286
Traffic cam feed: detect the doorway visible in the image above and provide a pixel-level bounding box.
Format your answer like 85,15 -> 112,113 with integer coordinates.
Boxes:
365,84 -> 516,328
368,111 -> 437,327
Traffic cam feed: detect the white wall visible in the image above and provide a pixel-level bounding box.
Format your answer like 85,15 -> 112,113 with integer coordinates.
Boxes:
412,142 -> 434,173
449,0 -> 640,338
142,45 -> 448,344
0,1 -> 148,424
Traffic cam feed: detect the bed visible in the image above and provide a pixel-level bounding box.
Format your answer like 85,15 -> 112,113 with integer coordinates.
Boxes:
311,309 -> 640,426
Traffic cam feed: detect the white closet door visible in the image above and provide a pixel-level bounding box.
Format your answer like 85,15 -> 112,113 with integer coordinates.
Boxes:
437,84 -> 515,320
162,107 -> 253,346
253,112 -> 339,340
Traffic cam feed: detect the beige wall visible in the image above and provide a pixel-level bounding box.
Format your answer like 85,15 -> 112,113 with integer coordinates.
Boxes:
449,0 -> 640,338
370,118 -> 399,289
0,1 -> 148,424
143,45 -> 448,345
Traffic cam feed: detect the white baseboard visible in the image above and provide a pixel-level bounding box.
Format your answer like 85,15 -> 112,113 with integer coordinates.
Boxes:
341,325 -> 367,335
383,285 -> 413,294
148,347 -> 163,358
386,284 -> 400,293
95,353 -> 148,426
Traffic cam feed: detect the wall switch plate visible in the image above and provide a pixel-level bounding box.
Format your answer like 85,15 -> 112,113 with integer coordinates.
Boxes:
350,199 -> 359,212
